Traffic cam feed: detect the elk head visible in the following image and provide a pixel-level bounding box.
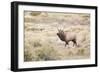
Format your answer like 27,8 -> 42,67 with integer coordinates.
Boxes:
57,29 -> 65,41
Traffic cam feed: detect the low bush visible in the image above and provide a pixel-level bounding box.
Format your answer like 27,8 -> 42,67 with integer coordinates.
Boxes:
34,41 -> 42,47
32,47 -> 61,61
30,12 -> 41,16
24,50 -> 33,61
24,46 -> 61,61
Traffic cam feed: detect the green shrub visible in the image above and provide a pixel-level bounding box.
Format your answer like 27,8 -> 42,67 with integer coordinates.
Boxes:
30,12 -> 41,16
32,47 -> 61,61
34,41 -> 42,47
24,50 -> 33,61
77,49 -> 85,55
68,51 -> 73,56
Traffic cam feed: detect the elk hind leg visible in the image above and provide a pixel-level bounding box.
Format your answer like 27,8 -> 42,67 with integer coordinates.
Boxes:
72,39 -> 77,47
65,42 -> 69,48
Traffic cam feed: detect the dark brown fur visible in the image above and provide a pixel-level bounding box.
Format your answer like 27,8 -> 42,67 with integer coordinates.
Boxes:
57,29 -> 77,47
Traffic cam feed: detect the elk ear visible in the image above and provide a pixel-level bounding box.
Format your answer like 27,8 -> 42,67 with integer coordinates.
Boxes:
57,33 -> 59,36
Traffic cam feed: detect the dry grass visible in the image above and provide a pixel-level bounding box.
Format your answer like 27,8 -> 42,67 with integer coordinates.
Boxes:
24,11 -> 90,61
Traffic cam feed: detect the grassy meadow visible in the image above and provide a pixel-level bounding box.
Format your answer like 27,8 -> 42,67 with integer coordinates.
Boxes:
24,11 -> 90,61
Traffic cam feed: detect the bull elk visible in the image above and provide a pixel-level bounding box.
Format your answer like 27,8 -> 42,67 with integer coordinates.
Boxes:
57,29 -> 78,47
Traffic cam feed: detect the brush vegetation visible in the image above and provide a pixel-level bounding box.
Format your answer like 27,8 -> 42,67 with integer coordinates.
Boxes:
24,11 -> 90,61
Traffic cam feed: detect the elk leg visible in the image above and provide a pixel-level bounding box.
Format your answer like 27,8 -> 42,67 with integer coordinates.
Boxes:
72,39 -> 77,47
65,42 -> 68,47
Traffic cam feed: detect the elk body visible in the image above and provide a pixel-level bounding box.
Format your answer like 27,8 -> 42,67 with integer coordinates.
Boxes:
57,29 -> 78,47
